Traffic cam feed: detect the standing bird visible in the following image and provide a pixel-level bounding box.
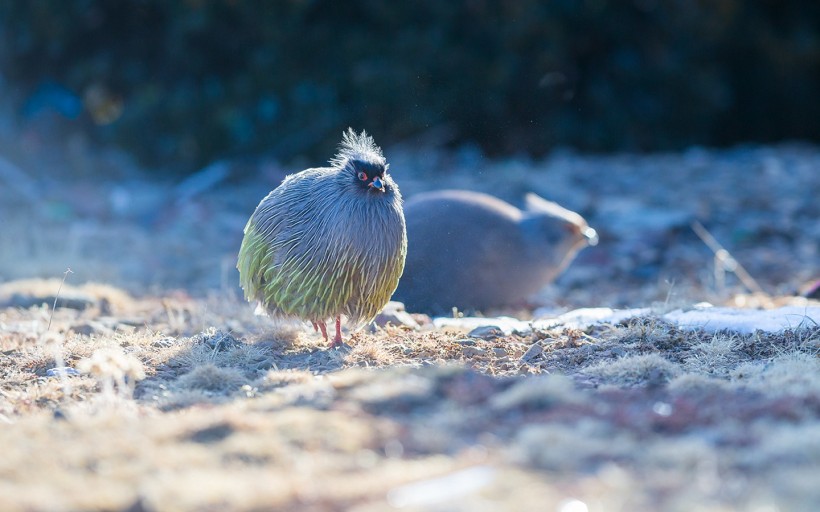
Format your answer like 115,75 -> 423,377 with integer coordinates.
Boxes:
237,129 -> 407,347
393,190 -> 597,314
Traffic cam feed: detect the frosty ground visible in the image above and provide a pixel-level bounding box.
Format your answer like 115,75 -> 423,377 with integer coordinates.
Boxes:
0,138 -> 818,511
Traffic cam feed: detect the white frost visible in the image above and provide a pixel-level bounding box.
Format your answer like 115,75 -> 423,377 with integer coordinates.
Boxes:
433,305 -> 820,335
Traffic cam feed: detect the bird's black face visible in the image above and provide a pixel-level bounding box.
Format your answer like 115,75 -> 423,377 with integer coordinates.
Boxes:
349,159 -> 389,193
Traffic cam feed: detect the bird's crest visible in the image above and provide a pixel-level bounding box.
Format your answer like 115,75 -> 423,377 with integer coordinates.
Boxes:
330,128 -> 384,168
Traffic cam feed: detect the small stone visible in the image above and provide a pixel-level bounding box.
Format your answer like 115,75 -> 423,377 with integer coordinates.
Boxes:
461,346 -> 487,357
70,321 -> 112,336
455,338 -> 477,346
492,347 -> 507,357
151,336 -> 177,348
371,301 -> 420,331
410,313 -> 433,326
609,347 -> 627,358
192,328 -> 241,351
467,325 -> 504,340
520,343 -> 543,362
46,367 -> 80,377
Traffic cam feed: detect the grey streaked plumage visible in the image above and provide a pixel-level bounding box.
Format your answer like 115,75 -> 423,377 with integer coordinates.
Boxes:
393,190 -> 597,314
237,129 -> 406,346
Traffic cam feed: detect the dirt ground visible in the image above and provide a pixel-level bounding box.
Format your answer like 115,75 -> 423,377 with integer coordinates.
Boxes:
0,134 -> 819,511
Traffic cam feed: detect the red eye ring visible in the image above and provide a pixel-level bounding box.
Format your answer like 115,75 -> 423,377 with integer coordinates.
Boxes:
357,171 -> 368,181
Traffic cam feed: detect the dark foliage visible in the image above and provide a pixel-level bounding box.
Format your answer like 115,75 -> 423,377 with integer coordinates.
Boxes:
2,0 -> 819,172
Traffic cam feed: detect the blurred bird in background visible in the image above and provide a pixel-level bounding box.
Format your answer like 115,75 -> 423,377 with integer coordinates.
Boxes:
237,129 -> 407,346
394,190 -> 597,315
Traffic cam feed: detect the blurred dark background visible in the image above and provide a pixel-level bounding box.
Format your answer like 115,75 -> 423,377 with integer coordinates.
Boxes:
1,0 -> 819,174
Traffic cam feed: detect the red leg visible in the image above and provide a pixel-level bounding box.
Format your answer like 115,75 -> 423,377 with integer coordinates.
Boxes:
311,322 -> 319,332
317,322 -> 329,342
331,316 -> 343,347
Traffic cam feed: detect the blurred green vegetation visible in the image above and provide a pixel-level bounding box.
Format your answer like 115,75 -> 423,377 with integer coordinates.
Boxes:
1,0 -> 819,172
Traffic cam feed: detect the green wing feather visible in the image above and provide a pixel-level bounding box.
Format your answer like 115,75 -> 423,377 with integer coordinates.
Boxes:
236,219 -> 272,304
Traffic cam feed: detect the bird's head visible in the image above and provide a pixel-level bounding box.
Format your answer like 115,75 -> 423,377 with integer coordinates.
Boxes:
519,193 -> 598,281
331,128 -> 394,194
522,192 -> 598,249
349,158 -> 389,192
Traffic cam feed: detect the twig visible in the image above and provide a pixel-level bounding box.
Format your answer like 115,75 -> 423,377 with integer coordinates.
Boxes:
47,268 -> 74,332
691,221 -> 766,295
44,268 -> 74,400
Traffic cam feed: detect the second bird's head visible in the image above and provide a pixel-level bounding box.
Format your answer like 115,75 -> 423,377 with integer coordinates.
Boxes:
331,128 -> 395,195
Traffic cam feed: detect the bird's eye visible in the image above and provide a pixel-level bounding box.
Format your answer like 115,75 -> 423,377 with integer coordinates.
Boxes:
357,171 -> 368,181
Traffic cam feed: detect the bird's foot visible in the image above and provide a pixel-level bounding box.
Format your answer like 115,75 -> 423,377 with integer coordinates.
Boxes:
332,316 -> 344,347
317,322 -> 329,342
328,339 -> 352,351
329,334 -> 344,348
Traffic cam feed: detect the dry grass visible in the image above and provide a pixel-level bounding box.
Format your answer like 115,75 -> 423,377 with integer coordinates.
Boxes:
0,280 -> 818,511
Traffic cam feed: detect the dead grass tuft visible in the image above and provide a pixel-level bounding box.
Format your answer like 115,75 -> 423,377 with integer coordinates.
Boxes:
490,374 -> 588,410
345,337 -> 397,366
667,373 -> 732,393
77,347 -> 146,397
731,351 -> 820,397
683,333 -> 744,376
582,353 -> 681,387
176,364 -> 248,393
510,419 -> 636,471
612,317 -> 689,352
261,369 -> 313,387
